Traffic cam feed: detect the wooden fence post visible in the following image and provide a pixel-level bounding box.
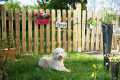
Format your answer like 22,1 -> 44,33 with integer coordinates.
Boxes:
28,9 -> 32,54
52,9 -> 56,52
91,11 -> 96,51
46,9 -> 50,53
40,9 -> 45,54
86,10 -> 91,51
115,14 -> 119,50
81,10 -> 86,51
1,6 -> 7,40
15,8 -> 20,55
96,11 -> 100,50
77,3 -> 82,52
63,10 -> 67,52
68,10 -> 71,52
73,10 -> 77,52
57,9 -> 61,48
34,9 -> 38,54
22,8 -> 26,55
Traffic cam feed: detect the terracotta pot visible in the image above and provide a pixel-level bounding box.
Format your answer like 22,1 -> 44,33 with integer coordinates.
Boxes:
0,48 -> 15,61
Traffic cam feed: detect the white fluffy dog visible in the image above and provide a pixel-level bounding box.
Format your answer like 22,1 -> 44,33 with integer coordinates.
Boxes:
38,48 -> 71,72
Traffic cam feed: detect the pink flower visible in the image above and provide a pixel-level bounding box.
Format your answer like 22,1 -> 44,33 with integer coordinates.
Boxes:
38,12 -> 43,15
116,12 -> 120,15
33,13 -> 37,16
49,14 -> 51,16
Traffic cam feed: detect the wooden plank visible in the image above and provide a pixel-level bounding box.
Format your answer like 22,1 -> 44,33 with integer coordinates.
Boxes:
34,9 -> 38,54
22,8 -> 26,55
68,10 -> 71,52
0,21 -> 1,39
40,9 -> 44,54
91,11 -> 95,51
82,10 -> 86,51
63,10 -> 66,52
8,8 -> 13,33
1,6 -> 7,39
28,9 -> 32,54
86,11 -> 91,51
52,9 -> 56,52
100,11 -> 104,50
96,11 -> 100,50
46,9 -> 50,53
115,14 -> 119,50
77,3 -> 81,51
73,10 -> 77,52
57,9 -> 61,48
15,8 -> 20,55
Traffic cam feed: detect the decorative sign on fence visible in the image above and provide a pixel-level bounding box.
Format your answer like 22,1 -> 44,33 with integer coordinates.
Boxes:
56,21 -> 67,28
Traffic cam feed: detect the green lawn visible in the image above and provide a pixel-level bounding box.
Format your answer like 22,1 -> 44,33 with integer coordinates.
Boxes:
7,52 -> 119,80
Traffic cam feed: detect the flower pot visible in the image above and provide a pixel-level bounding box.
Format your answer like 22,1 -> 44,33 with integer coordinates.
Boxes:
102,24 -> 113,71
37,19 -> 50,24
0,48 -> 15,61
111,62 -> 119,80
104,56 -> 110,72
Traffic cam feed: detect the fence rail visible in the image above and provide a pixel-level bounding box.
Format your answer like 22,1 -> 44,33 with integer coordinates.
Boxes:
0,4 -> 119,54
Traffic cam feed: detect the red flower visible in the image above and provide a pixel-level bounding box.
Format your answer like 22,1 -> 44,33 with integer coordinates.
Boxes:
38,12 -> 43,15
49,14 -> 51,16
33,13 -> 37,16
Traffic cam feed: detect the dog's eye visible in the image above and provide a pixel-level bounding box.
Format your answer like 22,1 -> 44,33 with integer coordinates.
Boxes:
61,52 -> 62,53
57,53 -> 59,54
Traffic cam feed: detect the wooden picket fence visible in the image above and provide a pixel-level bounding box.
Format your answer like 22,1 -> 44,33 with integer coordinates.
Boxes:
0,4 -> 119,55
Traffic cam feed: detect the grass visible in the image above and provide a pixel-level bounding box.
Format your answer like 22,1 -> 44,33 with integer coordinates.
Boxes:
6,52 -> 120,80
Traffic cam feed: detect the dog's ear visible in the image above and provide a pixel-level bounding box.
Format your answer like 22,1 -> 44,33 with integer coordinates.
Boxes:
52,52 -> 55,57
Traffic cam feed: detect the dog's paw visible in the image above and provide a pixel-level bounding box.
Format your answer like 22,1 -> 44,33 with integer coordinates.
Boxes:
66,69 -> 71,72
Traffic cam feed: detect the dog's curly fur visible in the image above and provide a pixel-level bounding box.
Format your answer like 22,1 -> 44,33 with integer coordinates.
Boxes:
38,48 -> 71,72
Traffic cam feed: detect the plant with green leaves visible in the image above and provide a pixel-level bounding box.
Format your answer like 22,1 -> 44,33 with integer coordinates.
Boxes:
33,12 -> 51,19
107,52 -> 120,64
88,19 -> 97,26
102,8 -> 116,25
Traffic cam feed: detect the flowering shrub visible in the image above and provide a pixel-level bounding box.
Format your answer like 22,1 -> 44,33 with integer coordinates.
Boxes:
107,52 -> 120,64
33,12 -> 51,19
102,8 -> 116,25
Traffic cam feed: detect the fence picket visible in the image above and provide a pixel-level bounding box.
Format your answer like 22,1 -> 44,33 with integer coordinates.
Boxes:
52,9 -> 56,52
28,9 -> 32,54
77,4 -> 82,51
96,11 -> 100,50
115,14 -> 119,50
22,8 -> 26,55
82,10 -> 86,51
100,11 -> 104,50
8,8 -> 13,34
73,10 -> 77,52
91,11 -> 95,51
1,6 -> 7,39
57,10 -> 61,48
46,9 -> 50,53
34,9 -> 38,54
40,9 -> 45,54
68,10 -> 71,52
15,8 -> 20,55
63,10 -> 67,52
86,11 -> 91,51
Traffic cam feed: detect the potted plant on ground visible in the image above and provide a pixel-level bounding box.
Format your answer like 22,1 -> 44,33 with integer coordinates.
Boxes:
107,52 -> 120,80
102,8 -> 116,72
0,30 -> 15,80
0,30 -> 15,60
33,12 -> 51,24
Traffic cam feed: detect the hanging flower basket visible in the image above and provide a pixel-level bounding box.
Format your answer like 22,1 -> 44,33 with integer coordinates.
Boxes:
33,12 -> 51,24
37,19 -> 50,24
